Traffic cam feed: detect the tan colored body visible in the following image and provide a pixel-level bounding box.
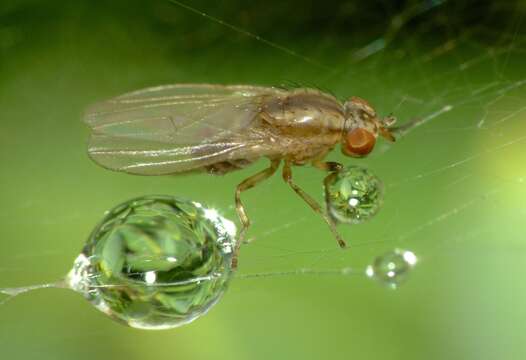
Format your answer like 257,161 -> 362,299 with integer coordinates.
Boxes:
206,89 -> 345,175
84,84 -> 396,268
259,89 -> 345,164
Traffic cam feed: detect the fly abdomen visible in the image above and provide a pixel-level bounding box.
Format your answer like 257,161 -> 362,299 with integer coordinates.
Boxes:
205,159 -> 256,175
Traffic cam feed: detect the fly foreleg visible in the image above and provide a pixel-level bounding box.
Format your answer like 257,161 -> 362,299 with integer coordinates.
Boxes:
282,160 -> 347,249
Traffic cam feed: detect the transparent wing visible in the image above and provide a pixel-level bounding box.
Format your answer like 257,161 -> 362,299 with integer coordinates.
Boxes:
84,84 -> 286,175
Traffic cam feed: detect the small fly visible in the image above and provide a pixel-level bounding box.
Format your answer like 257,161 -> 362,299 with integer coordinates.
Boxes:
84,84 -> 401,267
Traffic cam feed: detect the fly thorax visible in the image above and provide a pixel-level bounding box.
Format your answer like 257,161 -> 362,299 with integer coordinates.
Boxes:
260,91 -> 345,136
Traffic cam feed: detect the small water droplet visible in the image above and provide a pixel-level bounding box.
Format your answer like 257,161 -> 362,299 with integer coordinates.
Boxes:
66,195 -> 236,329
325,166 -> 383,224
365,249 -> 417,289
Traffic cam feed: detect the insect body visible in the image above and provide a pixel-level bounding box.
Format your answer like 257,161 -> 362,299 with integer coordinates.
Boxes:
84,84 -> 397,267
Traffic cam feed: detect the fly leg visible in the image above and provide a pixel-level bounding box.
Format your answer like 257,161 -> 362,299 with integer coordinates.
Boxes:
282,160 -> 347,248
312,161 -> 344,219
233,158 -> 281,269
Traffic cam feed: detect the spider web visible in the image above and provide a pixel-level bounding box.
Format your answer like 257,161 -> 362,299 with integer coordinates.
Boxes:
213,0 -> 526,279
0,1 -> 525,359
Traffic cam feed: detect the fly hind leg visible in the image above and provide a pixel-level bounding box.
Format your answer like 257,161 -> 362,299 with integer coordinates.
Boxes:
233,158 -> 281,269
282,160 -> 347,248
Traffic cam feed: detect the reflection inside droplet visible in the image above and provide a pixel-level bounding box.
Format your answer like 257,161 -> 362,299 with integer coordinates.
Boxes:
66,195 -> 236,330
366,249 -> 417,289
325,166 -> 384,224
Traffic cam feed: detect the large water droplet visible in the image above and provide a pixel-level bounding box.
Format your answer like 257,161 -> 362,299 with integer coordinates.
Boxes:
325,166 -> 383,224
66,195 -> 236,329
365,249 -> 417,289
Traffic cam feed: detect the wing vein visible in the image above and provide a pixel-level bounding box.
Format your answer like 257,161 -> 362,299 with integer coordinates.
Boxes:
84,83 -> 284,175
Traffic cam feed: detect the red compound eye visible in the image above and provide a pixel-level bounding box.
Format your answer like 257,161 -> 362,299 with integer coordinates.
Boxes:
343,128 -> 376,157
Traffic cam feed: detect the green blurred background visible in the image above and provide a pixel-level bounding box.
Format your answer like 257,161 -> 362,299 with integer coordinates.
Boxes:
1,0 -> 525,359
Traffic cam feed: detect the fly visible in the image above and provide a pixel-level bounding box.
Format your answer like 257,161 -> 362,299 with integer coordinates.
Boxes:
84,84 -> 404,267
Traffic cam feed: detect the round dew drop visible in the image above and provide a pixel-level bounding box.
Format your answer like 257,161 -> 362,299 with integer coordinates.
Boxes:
66,195 -> 236,329
325,166 -> 384,224
366,249 -> 417,289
